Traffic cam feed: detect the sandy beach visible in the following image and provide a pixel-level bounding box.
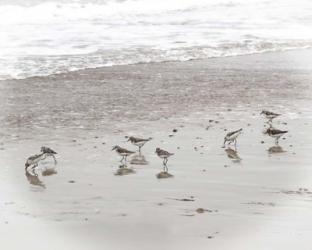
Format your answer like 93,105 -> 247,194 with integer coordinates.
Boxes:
1,49 -> 312,250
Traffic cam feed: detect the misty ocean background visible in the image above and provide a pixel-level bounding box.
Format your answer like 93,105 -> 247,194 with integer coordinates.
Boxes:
1,0 -> 312,80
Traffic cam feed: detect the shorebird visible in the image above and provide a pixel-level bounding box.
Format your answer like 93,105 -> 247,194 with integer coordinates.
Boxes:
112,146 -> 135,162
261,110 -> 281,122
223,128 -> 243,148
155,148 -> 174,172
264,127 -> 288,145
127,136 -> 152,153
41,146 -> 57,164
25,153 -> 47,170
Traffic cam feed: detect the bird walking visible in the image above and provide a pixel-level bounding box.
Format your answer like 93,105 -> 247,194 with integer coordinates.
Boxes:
41,146 -> 57,164
264,127 -> 288,145
223,128 -> 243,149
112,146 -> 135,163
25,153 -> 47,170
261,110 -> 281,122
155,148 -> 174,172
127,136 -> 152,153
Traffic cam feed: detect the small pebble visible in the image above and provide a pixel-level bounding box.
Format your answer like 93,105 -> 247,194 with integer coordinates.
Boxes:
68,180 -> 76,183
173,129 -> 178,133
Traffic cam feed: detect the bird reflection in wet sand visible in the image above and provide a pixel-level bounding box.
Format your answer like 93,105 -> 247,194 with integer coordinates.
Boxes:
130,153 -> 148,165
114,163 -> 135,176
41,167 -> 58,176
225,147 -> 242,163
25,169 -> 46,188
268,145 -> 285,154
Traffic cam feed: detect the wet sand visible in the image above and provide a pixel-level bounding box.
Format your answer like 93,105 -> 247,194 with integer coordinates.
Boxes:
1,49 -> 312,249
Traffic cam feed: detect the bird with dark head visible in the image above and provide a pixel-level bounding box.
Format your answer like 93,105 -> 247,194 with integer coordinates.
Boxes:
25,153 -> 47,170
260,110 -> 281,122
112,145 -> 135,162
155,147 -> 174,172
264,127 -> 288,145
40,146 -> 58,164
223,128 -> 243,149
127,136 -> 152,153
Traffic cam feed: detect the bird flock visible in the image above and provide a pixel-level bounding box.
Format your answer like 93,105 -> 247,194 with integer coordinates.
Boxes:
25,110 -> 288,176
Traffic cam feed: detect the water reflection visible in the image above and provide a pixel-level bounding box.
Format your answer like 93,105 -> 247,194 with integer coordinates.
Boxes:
114,163 -> 136,176
225,147 -> 241,163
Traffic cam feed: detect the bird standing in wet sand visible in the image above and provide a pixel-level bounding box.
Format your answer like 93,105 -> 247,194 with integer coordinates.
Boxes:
264,127 -> 288,145
112,145 -> 135,162
261,110 -> 281,122
41,146 -> 57,164
127,136 -> 152,153
155,148 -> 174,172
25,153 -> 47,170
223,128 -> 243,148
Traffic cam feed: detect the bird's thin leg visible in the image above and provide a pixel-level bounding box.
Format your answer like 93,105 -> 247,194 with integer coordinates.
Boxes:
234,139 -> 237,148
222,139 -> 226,148
165,164 -> 168,172
139,146 -> 142,154
52,154 -> 57,165
120,156 -> 124,162
275,137 -> 279,145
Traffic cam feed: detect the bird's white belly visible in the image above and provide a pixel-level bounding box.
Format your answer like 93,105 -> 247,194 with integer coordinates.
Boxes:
134,142 -> 145,147
269,133 -> 282,138
158,154 -> 168,159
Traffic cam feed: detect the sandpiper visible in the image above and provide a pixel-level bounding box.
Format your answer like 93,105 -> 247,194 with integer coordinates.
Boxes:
264,127 -> 288,145
127,136 -> 152,153
260,110 -> 281,122
25,153 -> 47,170
112,145 -> 135,162
155,148 -> 174,172
223,128 -> 243,148
41,146 -> 57,164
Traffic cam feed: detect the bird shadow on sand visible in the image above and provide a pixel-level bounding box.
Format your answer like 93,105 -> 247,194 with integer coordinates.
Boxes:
225,146 -> 242,163
130,153 -> 149,165
114,163 -> 136,176
156,171 -> 174,179
25,165 -> 58,189
268,145 -> 286,154
156,163 -> 174,179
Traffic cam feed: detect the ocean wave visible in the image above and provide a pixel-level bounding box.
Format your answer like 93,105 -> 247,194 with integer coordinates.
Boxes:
1,0 -> 312,79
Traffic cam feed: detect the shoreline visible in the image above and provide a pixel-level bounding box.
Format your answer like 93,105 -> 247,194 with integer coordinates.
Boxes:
2,47 -> 312,83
